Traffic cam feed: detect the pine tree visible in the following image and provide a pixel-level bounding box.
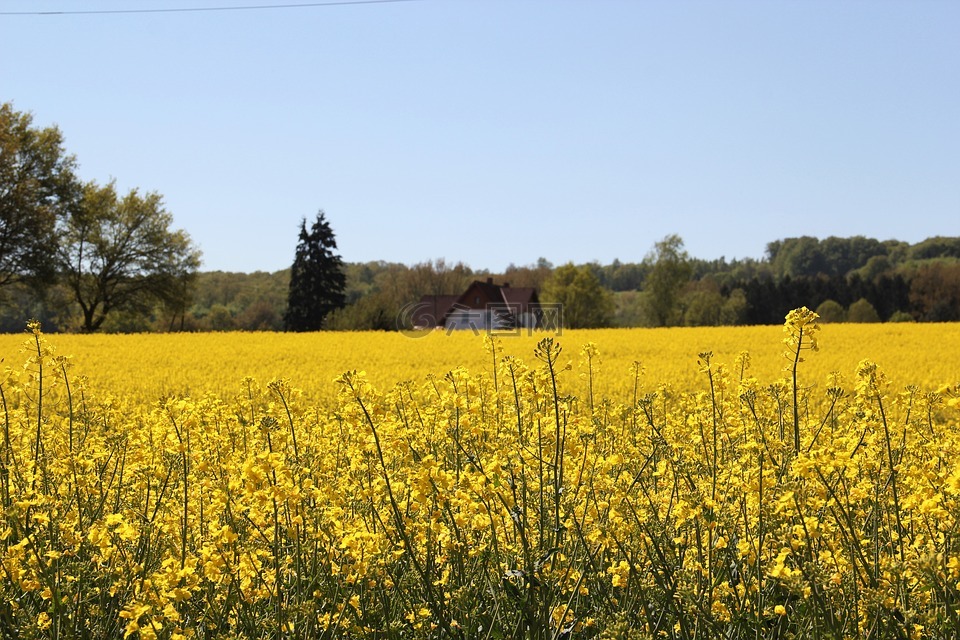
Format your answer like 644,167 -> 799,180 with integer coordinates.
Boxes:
283,211 -> 346,331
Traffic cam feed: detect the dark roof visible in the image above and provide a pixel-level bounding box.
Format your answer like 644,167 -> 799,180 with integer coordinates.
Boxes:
501,286 -> 539,306
410,279 -> 542,328
411,295 -> 460,328
451,280 -> 539,309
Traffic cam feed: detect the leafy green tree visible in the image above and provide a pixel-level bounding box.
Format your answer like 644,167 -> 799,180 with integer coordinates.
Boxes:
682,289 -> 724,326
767,236 -> 888,279
767,236 -> 828,278
680,277 -> 749,327
643,234 -> 692,326
237,299 -> 283,331
815,299 -> 846,323
821,236 -> 888,277
58,181 -> 201,332
283,211 -> 346,331
888,310 -> 915,323
908,236 -> 960,260
541,263 -> 614,329
599,258 -> 648,291
681,276 -> 721,326
847,298 -> 881,323
612,290 -> 645,327
325,290 -> 396,331
204,304 -> 236,331
856,254 -> 893,282
0,103 -> 79,289
884,239 -> 911,265
719,288 -> 748,325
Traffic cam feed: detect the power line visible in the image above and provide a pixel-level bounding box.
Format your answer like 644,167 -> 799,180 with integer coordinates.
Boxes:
0,0 -> 418,16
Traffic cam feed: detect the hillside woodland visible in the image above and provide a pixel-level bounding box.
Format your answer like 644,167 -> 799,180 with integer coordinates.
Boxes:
2,235 -> 957,332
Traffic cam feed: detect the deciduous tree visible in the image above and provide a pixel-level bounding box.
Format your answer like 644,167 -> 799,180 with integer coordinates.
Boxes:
719,288 -> 748,325
643,234 -> 692,326
0,103 -> 79,289
503,257 -> 555,290
58,181 -> 201,332
908,262 -> 960,322
815,299 -> 846,323
541,262 -> 614,329
847,298 -> 881,323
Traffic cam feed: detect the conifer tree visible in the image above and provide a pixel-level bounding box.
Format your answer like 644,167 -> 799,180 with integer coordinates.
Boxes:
283,211 -> 346,331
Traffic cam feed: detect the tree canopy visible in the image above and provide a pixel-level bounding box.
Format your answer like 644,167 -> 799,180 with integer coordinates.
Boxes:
540,263 -> 614,329
643,234 -> 693,326
58,181 -> 201,332
0,102 -> 79,289
283,211 -> 346,332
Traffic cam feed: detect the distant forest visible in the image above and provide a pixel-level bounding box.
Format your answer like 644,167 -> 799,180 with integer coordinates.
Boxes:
3,235 -> 959,332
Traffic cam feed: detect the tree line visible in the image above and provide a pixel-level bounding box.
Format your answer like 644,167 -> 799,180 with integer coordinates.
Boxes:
289,233 -> 960,331
9,232 -> 945,333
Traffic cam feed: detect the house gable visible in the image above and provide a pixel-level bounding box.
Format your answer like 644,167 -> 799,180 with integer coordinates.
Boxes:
412,278 -> 543,331
411,295 -> 460,329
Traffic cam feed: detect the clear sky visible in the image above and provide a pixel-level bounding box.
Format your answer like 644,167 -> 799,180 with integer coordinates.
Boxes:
2,0 -> 957,274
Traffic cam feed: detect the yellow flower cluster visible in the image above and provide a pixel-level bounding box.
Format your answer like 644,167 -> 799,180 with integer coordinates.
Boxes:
0,317 -> 958,637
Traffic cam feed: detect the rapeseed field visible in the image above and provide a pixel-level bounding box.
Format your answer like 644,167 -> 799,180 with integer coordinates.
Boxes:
0,322 -> 957,405
1,314 -> 959,638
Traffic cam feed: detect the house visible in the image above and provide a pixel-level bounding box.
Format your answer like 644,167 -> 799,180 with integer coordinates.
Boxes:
413,278 -> 543,332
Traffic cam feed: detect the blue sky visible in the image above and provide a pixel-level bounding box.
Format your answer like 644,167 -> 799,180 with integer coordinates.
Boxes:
2,0 -> 957,273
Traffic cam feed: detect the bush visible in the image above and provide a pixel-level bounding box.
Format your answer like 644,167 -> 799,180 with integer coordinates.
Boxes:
888,310 -> 916,322
847,297 -> 881,322
815,299 -> 846,322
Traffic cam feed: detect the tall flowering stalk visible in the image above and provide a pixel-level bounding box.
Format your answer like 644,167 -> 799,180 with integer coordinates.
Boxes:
783,307 -> 820,454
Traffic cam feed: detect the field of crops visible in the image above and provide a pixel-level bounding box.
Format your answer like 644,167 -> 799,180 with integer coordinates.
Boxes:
1,321 -> 958,406
1,313 -> 959,638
